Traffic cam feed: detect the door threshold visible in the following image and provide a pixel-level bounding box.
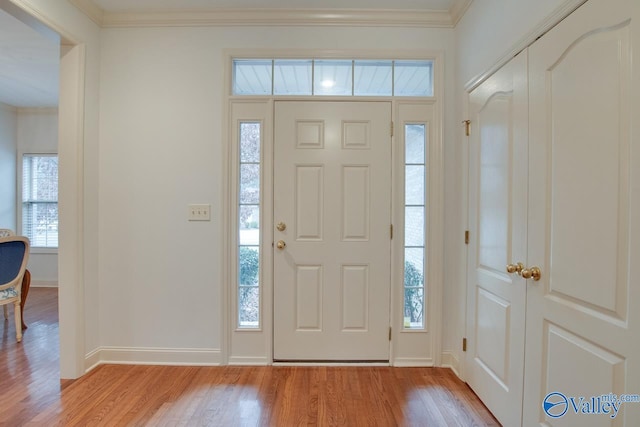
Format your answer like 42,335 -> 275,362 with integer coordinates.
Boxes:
273,360 -> 390,366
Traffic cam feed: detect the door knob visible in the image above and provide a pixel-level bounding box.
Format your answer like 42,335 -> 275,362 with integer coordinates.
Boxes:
521,266 -> 541,281
276,222 -> 287,232
276,240 -> 286,250
506,262 -> 524,275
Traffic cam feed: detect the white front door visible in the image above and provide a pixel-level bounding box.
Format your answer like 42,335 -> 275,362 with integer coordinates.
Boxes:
273,101 -> 392,361
465,51 -> 529,427
524,0 -> 640,424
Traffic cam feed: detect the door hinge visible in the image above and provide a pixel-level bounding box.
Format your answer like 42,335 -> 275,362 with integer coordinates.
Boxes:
465,230 -> 470,245
462,119 -> 471,136
390,121 -> 394,137
462,337 -> 467,352
390,224 -> 393,239
389,327 -> 392,341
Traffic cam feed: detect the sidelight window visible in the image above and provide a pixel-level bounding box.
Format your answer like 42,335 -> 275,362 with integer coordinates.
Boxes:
404,124 -> 427,329
238,122 -> 261,328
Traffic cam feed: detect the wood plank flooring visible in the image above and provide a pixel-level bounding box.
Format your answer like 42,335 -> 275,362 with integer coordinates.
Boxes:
1,288 -> 500,426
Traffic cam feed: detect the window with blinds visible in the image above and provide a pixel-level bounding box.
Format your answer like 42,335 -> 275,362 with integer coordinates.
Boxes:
22,154 -> 58,248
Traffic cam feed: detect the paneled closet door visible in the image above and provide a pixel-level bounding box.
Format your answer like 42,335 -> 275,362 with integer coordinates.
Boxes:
524,0 -> 640,425
465,51 -> 529,427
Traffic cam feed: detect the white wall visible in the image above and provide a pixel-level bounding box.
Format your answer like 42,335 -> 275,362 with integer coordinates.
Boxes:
0,103 -> 17,231
17,109 -> 59,285
447,0 -> 583,376
98,25 -> 455,358
9,0 -> 588,374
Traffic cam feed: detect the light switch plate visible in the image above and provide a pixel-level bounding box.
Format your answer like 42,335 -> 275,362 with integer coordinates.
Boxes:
188,204 -> 211,221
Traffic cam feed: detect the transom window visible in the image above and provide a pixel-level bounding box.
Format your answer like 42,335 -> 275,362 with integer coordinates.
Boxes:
233,59 -> 433,97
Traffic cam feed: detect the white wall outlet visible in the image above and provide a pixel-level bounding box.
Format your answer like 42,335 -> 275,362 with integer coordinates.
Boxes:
188,204 -> 211,221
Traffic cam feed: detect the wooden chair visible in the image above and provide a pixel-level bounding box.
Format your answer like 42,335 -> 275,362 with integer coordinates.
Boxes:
0,236 -> 30,342
0,229 -> 15,322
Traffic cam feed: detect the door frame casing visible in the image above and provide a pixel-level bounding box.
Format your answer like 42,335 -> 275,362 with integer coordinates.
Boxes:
3,0 -> 89,379
223,49 -> 444,366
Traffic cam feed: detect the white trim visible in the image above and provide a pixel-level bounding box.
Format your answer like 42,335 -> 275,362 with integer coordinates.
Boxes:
57,43 -> 87,380
84,347 -> 101,373
224,49 -> 444,367
6,0 -> 88,380
458,90 -> 471,382
68,0 -> 104,27
68,2 -> 459,28
392,100 -> 443,367
30,280 -> 58,287
274,362 -> 391,367
227,100 -> 273,364
228,356 -> 270,365
449,0 -> 473,26
102,9 -> 453,28
464,0 -> 588,91
392,357 -> 434,367
86,347 -> 223,367
0,0 -> 60,44
441,351 -> 461,378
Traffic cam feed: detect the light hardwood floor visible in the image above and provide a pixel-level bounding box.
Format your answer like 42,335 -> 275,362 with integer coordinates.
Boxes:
1,288 -> 500,426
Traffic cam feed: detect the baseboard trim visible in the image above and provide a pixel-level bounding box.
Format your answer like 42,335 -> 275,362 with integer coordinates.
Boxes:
441,351 -> 461,378
392,357 -> 434,367
84,347 -> 101,373
30,280 -> 58,287
85,347 -> 223,369
228,356 -> 270,365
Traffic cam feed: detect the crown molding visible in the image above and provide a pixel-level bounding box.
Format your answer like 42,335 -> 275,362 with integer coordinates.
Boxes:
449,0 -> 473,26
100,8 -> 453,28
68,1 -> 469,28
68,0 -> 104,27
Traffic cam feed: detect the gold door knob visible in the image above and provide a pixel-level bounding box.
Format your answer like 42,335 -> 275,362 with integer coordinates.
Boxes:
506,262 -> 524,275
276,240 -> 286,250
521,266 -> 541,281
276,222 -> 287,232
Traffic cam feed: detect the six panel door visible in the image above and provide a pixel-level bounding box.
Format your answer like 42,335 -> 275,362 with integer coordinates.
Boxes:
273,101 -> 392,361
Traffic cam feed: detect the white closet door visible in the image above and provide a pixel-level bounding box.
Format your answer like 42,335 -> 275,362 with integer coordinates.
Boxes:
524,0 -> 640,424
465,51 -> 529,427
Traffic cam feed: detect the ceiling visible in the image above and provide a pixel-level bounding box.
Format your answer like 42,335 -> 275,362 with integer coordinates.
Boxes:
0,9 -> 59,108
0,0 -> 469,108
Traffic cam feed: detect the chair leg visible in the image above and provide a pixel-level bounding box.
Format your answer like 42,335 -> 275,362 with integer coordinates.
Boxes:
14,301 -> 22,343
3,305 -> 7,320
